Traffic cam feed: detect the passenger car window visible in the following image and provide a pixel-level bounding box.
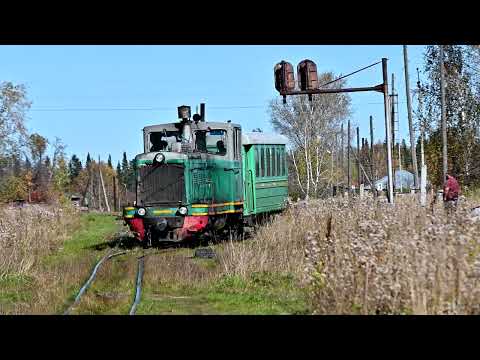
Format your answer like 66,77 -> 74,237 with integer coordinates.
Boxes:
272,147 -> 277,176
266,147 -> 271,177
276,147 -> 281,177
255,147 -> 260,177
260,146 -> 265,178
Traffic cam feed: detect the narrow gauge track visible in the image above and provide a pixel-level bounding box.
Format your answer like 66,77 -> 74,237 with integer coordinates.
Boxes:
63,249 -> 127,315
64,247 -> 177,315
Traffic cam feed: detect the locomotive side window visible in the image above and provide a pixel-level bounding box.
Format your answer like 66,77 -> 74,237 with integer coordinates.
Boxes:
234,128 -> 241,160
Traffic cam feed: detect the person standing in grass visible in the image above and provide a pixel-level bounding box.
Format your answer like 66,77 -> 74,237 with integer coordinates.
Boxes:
443,174 -> 460,211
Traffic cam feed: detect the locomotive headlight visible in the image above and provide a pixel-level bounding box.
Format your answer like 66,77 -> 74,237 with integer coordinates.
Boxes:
137,207 -> 146,216
178,206 -> 188,216
154,153 -> 165,164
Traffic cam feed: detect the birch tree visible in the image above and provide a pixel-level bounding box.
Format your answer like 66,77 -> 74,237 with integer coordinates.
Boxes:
269,72 -> 351,199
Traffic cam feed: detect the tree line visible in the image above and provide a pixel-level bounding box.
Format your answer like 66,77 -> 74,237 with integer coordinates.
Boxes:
0,81 -> 136,206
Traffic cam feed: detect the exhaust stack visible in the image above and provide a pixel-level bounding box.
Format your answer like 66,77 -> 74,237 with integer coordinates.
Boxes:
200,103 -> 205,122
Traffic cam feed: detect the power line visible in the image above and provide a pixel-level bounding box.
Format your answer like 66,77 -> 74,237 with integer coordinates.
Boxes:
319,60 -> 383,88
30,99 -> 410,112
30,105 -> 266,112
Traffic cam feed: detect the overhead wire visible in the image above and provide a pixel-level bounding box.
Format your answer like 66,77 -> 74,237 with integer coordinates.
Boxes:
319,60 -> 383,88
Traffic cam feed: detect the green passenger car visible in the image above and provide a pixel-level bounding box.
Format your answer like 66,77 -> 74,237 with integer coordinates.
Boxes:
241,133 -> 289,217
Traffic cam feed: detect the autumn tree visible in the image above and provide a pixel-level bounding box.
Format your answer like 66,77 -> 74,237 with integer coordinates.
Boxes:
0,82 -> 30,157
420,45 -> 480,187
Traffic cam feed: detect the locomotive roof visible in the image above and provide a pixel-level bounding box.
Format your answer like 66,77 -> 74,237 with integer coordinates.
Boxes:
242,132 -> 288,145
143,121 -> 241,132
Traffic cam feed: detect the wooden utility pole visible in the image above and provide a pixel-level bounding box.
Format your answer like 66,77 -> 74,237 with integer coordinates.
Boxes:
391,73 -> 397,193
382,58 -> 395,203
398,142 -> 403,192
88,163 -> 93,209
440,45 -> 448,181
347,119 -> 351,194
403,45 -> 419,189
98,156 -> 111,212
357,126 -> 361,192
369,115 -> 374,183
417,67 -> 427,206
335,132 -> 339,195
97,166 -> 102,211
391,73 -> 396,152
113,175 -> 118,212
341,123 -> 344,193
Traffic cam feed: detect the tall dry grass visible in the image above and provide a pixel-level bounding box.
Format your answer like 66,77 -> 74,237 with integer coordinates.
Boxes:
219,195 -> 480,314
0,204 -> 78,278
304,196 -> 480,314
0,204 -> 85,314
219,213 -> 307,279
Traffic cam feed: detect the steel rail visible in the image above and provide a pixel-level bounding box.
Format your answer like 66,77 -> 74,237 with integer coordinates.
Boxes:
64,250 -> 127,315
129,256 -> 145,315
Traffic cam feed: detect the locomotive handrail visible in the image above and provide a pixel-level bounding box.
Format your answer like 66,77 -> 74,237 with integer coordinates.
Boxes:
223,168 -> 240,174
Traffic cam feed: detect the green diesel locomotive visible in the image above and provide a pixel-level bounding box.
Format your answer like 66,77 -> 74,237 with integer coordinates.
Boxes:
123,105 -> 288,245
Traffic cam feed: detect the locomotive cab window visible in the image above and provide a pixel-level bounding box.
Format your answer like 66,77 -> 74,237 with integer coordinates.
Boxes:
149,131 -> 181,152
195,129 -> 227,155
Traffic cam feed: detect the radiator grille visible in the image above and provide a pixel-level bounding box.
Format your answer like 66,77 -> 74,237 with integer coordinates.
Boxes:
137,164 -> 185,205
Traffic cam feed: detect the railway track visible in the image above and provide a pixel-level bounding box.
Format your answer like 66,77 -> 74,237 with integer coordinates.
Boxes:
64,246 -> 178,315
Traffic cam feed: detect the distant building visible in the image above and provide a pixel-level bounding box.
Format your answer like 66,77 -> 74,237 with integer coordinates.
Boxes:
374,170 -> 416,191
70,195 -> 82,207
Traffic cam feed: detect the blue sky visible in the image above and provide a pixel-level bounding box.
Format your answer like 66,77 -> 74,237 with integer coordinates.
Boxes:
0,45 -> 427,165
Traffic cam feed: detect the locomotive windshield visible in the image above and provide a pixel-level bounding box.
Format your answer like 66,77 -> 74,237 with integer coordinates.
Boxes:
149,131 -> 181,152
195,129 -> 227,156
149,128 -> 228,155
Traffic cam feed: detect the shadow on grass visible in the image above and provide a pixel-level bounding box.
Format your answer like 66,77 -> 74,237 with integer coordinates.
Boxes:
87,225 -> 256,253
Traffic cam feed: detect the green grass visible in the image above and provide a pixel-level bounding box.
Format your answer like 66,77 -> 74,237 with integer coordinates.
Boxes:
45,213 -> 121,265
137,271 -> 310,315
0,275 -> 35,309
